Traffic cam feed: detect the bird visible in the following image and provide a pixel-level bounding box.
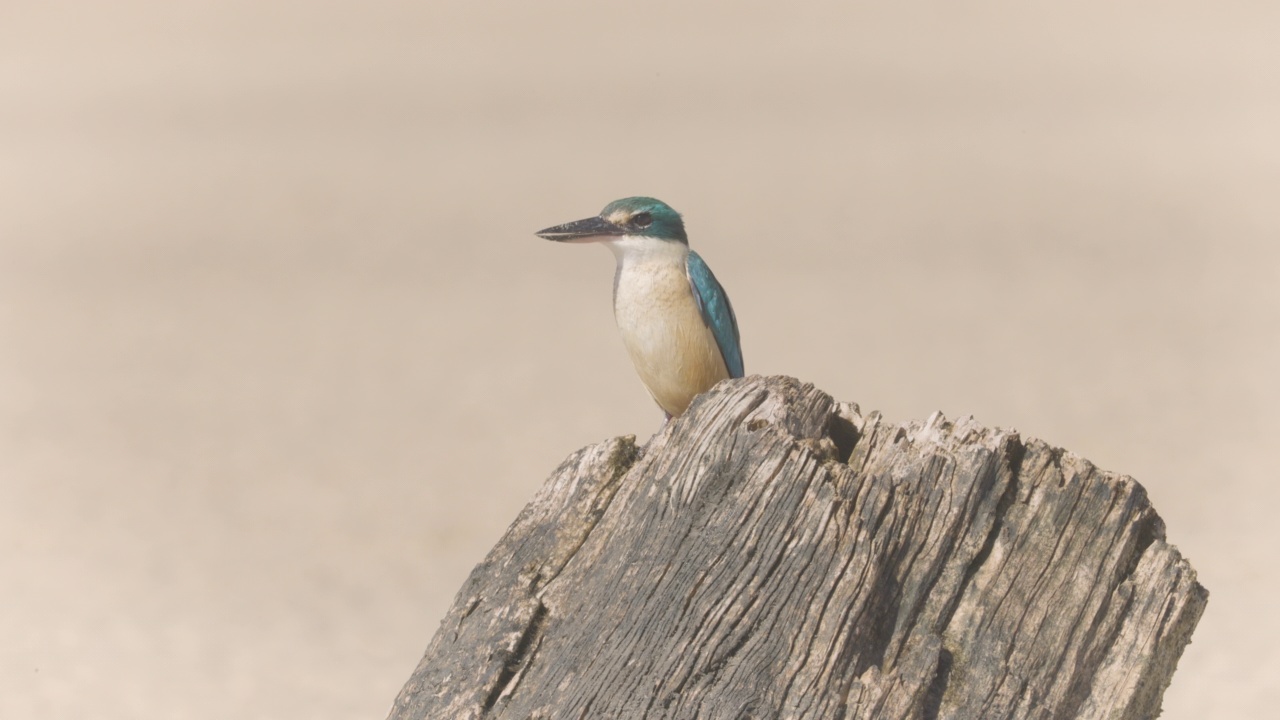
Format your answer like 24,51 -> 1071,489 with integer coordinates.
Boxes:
537,197 -> 744,420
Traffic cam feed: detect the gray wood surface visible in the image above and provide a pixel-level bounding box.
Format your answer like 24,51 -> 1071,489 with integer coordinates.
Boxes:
389,376 -> 1207,719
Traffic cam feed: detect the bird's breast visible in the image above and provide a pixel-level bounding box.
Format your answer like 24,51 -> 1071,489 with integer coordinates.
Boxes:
612,259 -> 729,416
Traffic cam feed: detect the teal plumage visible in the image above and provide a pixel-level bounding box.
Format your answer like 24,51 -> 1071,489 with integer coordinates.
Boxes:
537,197 -> 744,418
686,250 -> 744,379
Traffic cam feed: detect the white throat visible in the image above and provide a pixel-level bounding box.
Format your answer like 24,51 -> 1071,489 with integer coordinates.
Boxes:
602,235 -> 689,269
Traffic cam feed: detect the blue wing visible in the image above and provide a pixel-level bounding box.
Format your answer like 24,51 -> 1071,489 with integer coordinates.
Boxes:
686,251 -> 744,378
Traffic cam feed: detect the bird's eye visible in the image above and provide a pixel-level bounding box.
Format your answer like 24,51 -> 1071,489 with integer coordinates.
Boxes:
631,212 -> 653,228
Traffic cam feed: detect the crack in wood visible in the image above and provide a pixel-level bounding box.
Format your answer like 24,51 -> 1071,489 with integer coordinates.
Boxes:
390,376 -> 1207,720
481,602 -> 548,715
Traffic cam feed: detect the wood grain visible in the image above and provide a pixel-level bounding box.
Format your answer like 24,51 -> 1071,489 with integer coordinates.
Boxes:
389,376 -> 1207,719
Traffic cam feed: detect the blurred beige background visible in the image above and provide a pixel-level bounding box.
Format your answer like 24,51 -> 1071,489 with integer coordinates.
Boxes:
1,1 -> 1276,718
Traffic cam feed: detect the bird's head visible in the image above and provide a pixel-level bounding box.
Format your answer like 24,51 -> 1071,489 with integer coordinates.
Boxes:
536,197 -> 687,246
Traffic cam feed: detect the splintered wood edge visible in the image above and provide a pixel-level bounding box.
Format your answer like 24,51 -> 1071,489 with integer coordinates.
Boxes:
389,375 -> 1207,720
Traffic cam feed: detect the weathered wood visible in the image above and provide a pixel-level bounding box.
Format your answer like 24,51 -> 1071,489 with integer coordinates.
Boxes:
390,376 -> 1207,720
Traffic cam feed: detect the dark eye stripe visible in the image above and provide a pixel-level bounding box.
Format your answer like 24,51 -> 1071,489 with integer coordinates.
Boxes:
631,212 -> 653,228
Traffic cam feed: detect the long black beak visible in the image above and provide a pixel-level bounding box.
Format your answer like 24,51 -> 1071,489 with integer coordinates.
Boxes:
535,215 -> 625,242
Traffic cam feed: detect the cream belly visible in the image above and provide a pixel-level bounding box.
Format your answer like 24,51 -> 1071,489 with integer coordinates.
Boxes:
612,256 -> 729,417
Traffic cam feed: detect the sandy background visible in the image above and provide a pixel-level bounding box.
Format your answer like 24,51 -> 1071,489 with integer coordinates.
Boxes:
2,2 -> 1276,718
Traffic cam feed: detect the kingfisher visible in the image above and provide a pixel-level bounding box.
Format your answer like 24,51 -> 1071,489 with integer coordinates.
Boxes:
537,197 -> 744,420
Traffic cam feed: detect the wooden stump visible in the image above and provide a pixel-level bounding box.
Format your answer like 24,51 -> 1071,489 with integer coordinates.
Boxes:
389,376 -> 1207,720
